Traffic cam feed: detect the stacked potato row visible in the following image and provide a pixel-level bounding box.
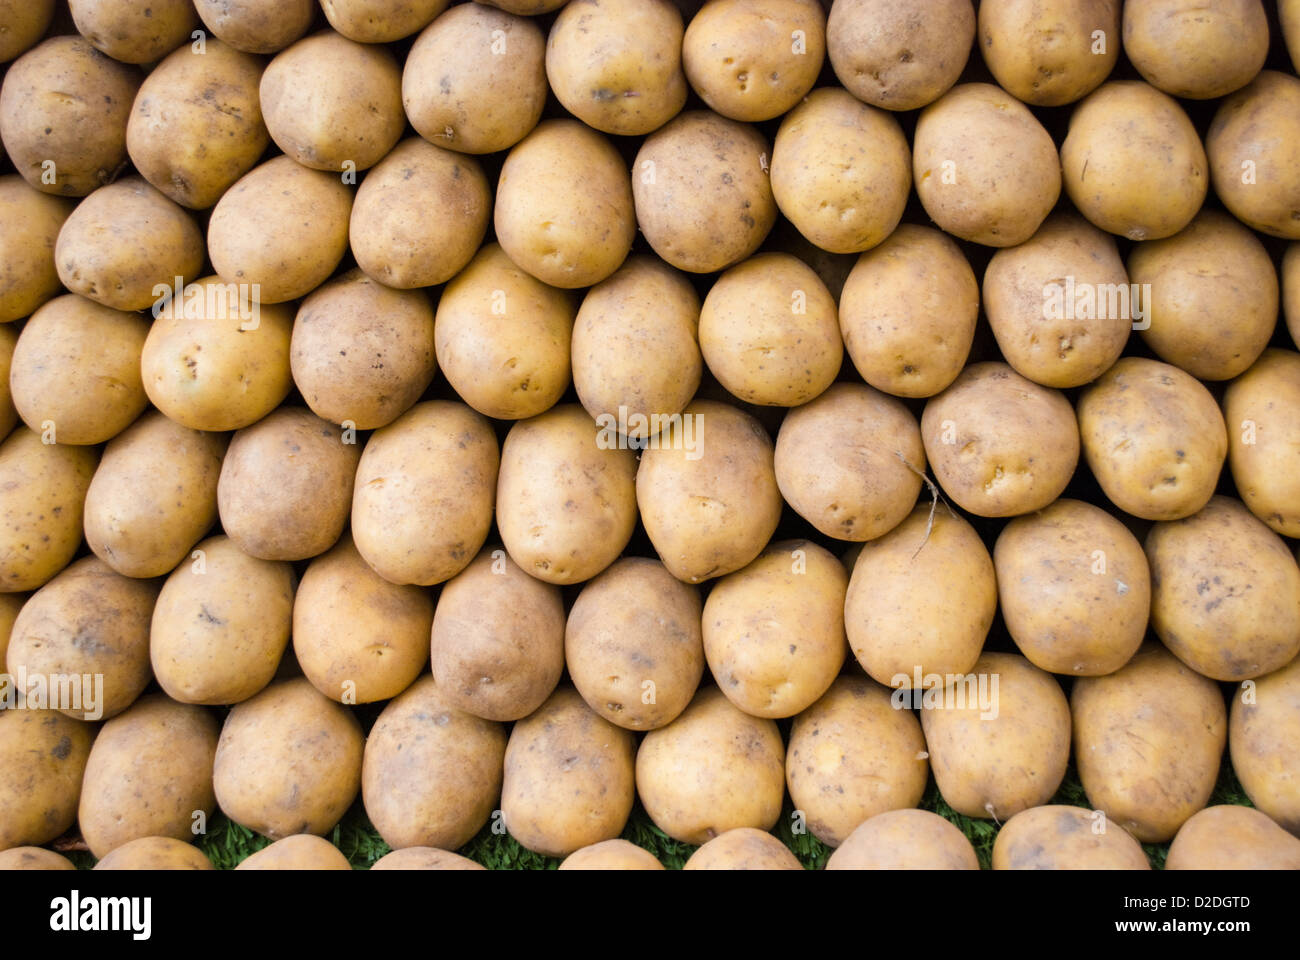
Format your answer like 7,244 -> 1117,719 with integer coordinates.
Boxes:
2,0 -> 1300,872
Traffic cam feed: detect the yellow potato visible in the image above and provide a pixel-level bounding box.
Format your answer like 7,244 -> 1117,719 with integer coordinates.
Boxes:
236,834 -> 351,870
1072,644 -> 1226,843
978,0 -> 1119,106
1230,655 -> 1300,835
1165,806 -> 1300,870
683,829 -> 802,870
992,805 -> 1150,870
825,809 -> 979,869
0,0 -> 54,63
838,224 -> 978,398
1226,349 -> 1300,538
0,708 -> 93,850
0,326 -> 13,439
1287,244 -> 1300,347
1123,0 -> 1267,99
371,848 -> 485,870
68,0 -> 197,64
83,411 -> 227,579
320,0 -> 449,42
0,592 -> 23,701
0,176 -> 73,322
479,0 -> 567,11
1286,0 -> 1300,72
559,840 -> 664,871
0,847 -> 75,870
192,0 -> 315,54
93,836 -> 213,870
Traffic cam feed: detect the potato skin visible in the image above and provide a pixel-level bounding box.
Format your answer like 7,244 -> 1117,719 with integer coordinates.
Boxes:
1286,0 -> 1300,73
1077,357 -> 1227,522
0,428 -> 98,592
93,836 -> 214,870
1227,352 -> 1300,538
559,839 -> 664,871
126,38 -> 269,210
1230,656 -> 1300,835
684,828 -> 802,870
78,694 -> 218,859
0,177 -> 73,322
0,847 -> 75,870
0,36 -> 141,197
371,847 -> 486,870
10,294 -> 149,445
978,0 -> 1119,106
213,677 -> 364,839
0,708 -> 94,851
429,547 -> 565,722
1123,0 -> 1267,100
502,686 -> 637,857
786,675 -> 928,847
1288,244 -> 1300,348
1146,497 -> 1300,682
362,675 -> 506,851
1061,81 -> 1207,241
1072,644 -> 1226,843
68,0 -> 197,64
838,224 -> 978,399
636,686 -> 785,845
912,83 -> 1060,247
192,0 -> 315,54
845,504 -> 995,687
1165,805 -> 1300,870
320,0 -> 449,43
991,805 -> 1150,870
83,412 -> 227,579
636,399 -> 782,584
351,401 -> 499,587
0,0 -> 54,64
827,0 -> 974,111
236,834 -> 351,870
825,809 -> 979,869
150,535 -> 294,706
7,556 -> 158,720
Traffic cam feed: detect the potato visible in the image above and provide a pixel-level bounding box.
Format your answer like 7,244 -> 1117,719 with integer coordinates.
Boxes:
982,213 -> 1132,388
636,400 -> 782,584
207,157 -> 353,304
922,362 -> 1079,518
559,840 -> 664,871
193,0 -> 315,54
684,828 -> 802,870
827,0 -> 973,111
142,276 -> 294,431
151,535 -> 294,706
236,834 -> 351,870
786,675 -> 928,847
845,505 -> 996,688
260,30 -> 402,173
1207,71 -> 1300,240
1061,81 -> 1207,241
479,0 -> 568,11
703,540 -> 845,719
978,0 -> 1119,106
213,677 -> 364,839
351,401 -> 498,586
636,686 -> 785,845
1287,245 -> 1300,347
0,177 -> 73,322
775,383 -> 925,542
838,224 -> 978,398
83,412 -> 226,579
1230,655 -> 1300,835
682,0 -> 824,123
362,674 -> 505,851
291,269 -> 437,430
321,0 -> 448,42
0,592 -> 23,701
631,111 -> 776,274
0,708 -> 93,850
565,557 -> 704,731
0,428 -> 97,592
1147,496 -> 1300,683
1072,644 -> 1226,843
10,295 -> 148,445
94,836 -> 213,870
547,0 -> 685,135
78,694 -> 218,859
1129,211 -> 1276,381
991,805 -> 1150,870
495,120 -> 634,290
994,499 -> 1149,676
126,38 -> 269,210
434,244 -> 574,420
0,36 -> 141,197
502,686 -> 636,857
0,327 -> 13,439
371,848 -> 485,870
350,139 -> 490,290
69,0 -> 197,64
429,547 -> 565,722
403,3 -> 547,155
825,809 -> 979,869
294,536 -> 432,704
0,0 -> 53,63
1286,0 -> 1300,72
913,84 -> 1060,247
1123,0 -> 1267,100
1077,357 -> 1227,521
1227,350 -> 1300,538
0,847 -> 75,870
1165,806 -> 1300,870
7,556 -> 158,720
571,255 -> 702,436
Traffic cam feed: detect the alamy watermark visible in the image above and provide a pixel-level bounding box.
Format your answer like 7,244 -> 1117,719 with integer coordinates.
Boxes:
890,668 -> 1000,719
595,406 -> 704,461
1042,276 -> 1151,330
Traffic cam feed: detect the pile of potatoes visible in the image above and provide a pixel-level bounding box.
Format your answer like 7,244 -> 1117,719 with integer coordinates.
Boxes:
3,0 -> 1300,873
